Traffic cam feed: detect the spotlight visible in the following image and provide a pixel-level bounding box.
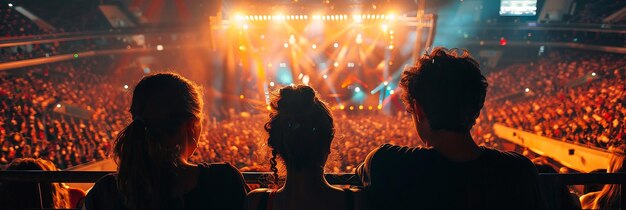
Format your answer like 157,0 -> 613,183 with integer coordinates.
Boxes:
355,34 -> 363,44
156,45 -> 164,51
311,44 -> 317,49
349,106 -> 354,110
284,43 -> 289,48
240,95 -> 245,99
388,45 -> 394,50
389,90 -> 395,95
340,105 -> 345,110
333,42 -> 339,48
242,24 -> 249,29
355,87 -> 361,92
333,62 -> 339,67
359,105 -> 364,110
123,85 -> 129,89
524,88 -> 530,93
381,24 -> 388,32
266,105 -> 271,111
8,3 -> 13,7
270,82 -> 275,87
383,81 -> 389,86
386,86 -> 392,91
56,104 -> 62,108
289,35 -> 296,44
323,74 -> 328,79
592,72 -> 597,77
377,104 -> 382,110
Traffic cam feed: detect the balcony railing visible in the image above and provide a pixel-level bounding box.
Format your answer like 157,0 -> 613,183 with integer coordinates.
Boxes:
1,171 -> 625,209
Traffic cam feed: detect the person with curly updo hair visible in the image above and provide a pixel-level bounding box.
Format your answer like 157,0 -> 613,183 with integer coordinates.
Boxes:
245,85 -> 363,210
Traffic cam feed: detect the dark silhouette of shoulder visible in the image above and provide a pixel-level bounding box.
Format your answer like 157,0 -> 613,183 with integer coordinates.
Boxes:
357,144 -> 545,210
85,162 -> 249,210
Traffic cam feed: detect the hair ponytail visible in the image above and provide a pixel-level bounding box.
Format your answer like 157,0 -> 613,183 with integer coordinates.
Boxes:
113,73 -> 202,210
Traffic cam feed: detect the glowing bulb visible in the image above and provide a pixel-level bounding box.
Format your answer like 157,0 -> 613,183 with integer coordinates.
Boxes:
333,42 -> 339,48
123,85 -> 129,89
312,44 -> 317,49
156,45 -> 164,51
240,95 -> 245,99
388,45 -> 394,50
333,62 -> 339,67
242,24 -> 249,29
377,104 -> 383,110
270,82 -> 275,87
355,87 -> 361,92
390,90 -> 395,95
592,72 -> 597,77
382,24 -> 388,32
383,81 -> 389,86
56,104 -> 62,108
323,74 -> 328,79
284,43 -> 289,48
359,105 -> 364,110
524,88 -> 530,93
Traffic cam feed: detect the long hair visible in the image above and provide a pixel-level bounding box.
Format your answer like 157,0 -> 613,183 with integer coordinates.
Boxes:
113,73 -> 203,210
264,85 -> 334,186
0,158 -> 71,209
593,144 -> 626,209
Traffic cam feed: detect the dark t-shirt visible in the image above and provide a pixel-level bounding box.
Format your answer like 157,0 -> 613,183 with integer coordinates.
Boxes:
357,144 -> 546,210
85,162 -> 249,210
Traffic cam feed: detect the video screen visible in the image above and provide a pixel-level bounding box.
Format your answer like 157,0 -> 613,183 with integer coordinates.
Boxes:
500,0 -> 537,16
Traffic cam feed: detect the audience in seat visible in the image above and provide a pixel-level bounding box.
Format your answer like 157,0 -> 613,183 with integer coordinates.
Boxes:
356,48 -> 546,210
532,158 -> 581,210
245,85 -> 363,210
85,73 -> 249,210
580,144 -> 626,209
0,158 -> 71,209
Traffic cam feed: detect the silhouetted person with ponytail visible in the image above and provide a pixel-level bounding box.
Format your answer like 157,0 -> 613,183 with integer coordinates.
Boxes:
245,85 -> 363,210
356,48 -> 546,210
85,73 -> 249,210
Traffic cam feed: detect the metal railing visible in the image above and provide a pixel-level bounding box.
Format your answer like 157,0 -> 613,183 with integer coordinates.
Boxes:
1,171 -> 626,209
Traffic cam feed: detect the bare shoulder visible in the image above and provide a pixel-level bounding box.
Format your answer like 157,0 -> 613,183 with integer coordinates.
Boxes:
245,188 -> 270,210
579,191 -> 599,209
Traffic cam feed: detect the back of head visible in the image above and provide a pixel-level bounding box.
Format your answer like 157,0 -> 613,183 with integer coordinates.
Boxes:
113,73 -> 203,210
0,158 -> 70,209
594,144 -> 626,209
400,47 -> 487,133
264,85 -> 334,183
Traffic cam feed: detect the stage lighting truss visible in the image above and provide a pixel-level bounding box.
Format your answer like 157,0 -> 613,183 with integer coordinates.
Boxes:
230,13 -> 435,28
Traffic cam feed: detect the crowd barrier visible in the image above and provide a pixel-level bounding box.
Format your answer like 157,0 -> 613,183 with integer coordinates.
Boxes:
0,171 -> 625,210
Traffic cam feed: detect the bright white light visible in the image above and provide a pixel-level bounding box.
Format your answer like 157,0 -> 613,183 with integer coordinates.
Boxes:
311,44 -> 317,49
381,24 -> 388,32
355,87 -> 361,92
243,24 -> 249,29
284,43 -> 289,48
289,35 -> 296,44
302,75 -> 310,85
524,88 -> 530,93
387,14 -> 396,20
8,3 -> 13,7
333,42 -> 339,48
156,45 -> 164,51
260,35 -> 265,39
356,34 -> 363,44
347,62 -> 355,68
270,82 -> 275,87
388,45 -> 394,50
383,81 -> 389,86
390,90 -> 395,95
323,74 -> 328,79
124,85 -> 129,89
333,62 -> 339,67
387,86 -> 392,91
56,104 -> 62,108
298,73 -> 304,80
591,72 -> 597,77
279,63 -> 287,67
